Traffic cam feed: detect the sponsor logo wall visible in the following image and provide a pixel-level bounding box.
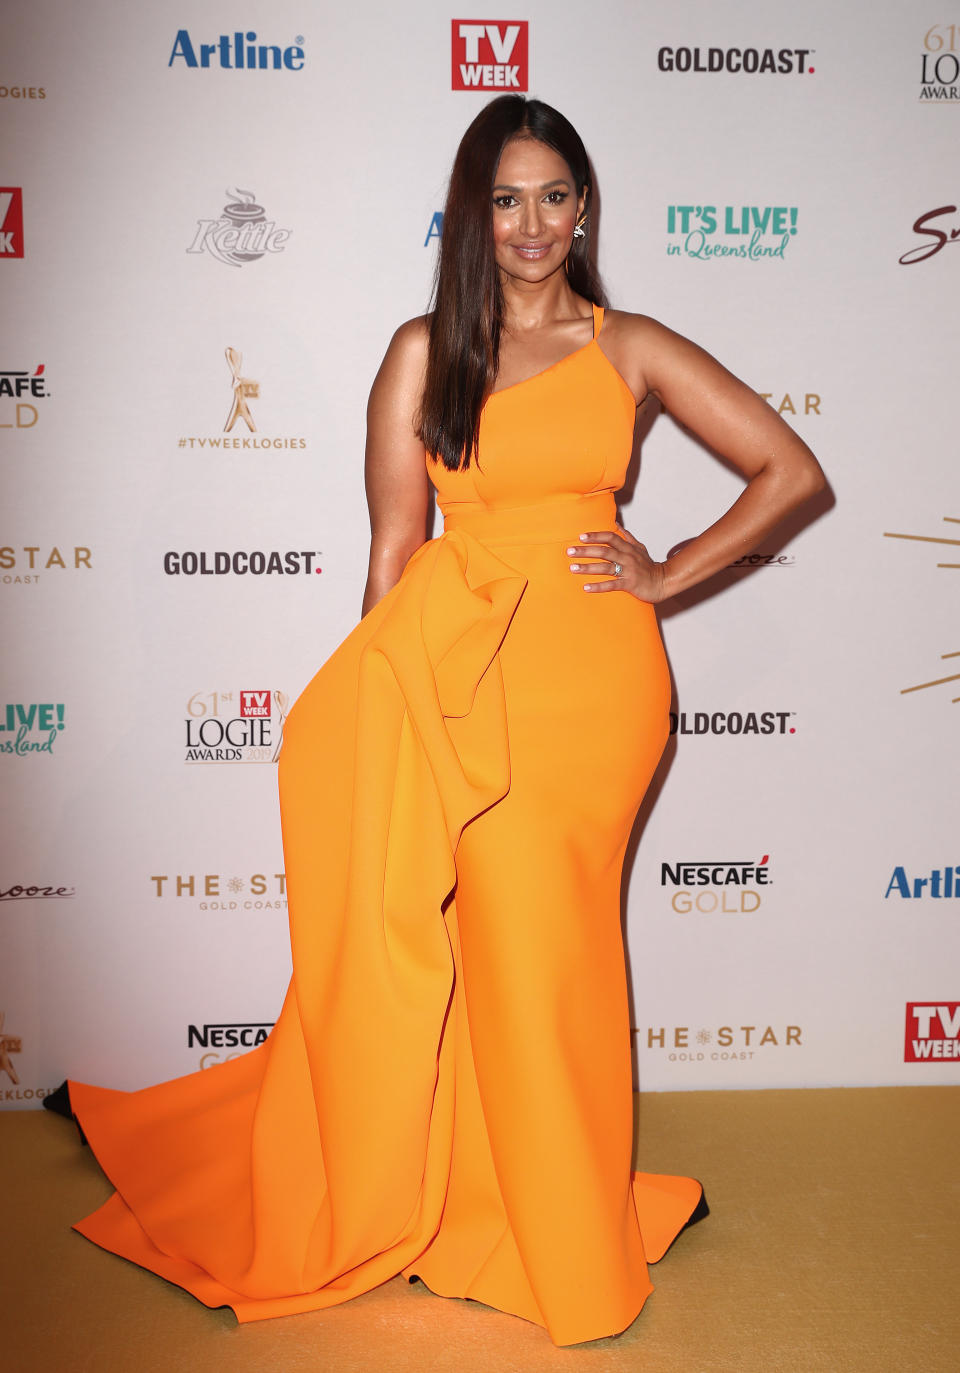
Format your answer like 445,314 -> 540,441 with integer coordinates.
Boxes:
1,1 -> 956,1104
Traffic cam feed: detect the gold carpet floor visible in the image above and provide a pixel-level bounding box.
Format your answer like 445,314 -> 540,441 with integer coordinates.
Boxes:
3,1086 -> 958,1373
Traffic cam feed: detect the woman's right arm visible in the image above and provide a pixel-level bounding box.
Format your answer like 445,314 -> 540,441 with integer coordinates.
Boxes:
361,318 -> 431,617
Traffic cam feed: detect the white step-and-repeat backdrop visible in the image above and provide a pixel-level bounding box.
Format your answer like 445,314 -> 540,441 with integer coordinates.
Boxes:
2,1 -> 957,1107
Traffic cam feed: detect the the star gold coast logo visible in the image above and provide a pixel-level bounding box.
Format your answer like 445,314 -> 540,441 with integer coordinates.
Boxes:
178,347 -> 306,451
0,1012 -> 22,1084
883,513 -> 959,704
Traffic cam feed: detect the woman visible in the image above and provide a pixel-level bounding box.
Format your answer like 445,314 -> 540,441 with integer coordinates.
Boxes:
56,96 -> 824,1347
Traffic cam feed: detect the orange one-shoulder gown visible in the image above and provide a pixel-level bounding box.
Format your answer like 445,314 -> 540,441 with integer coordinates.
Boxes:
67,305 -> 703,1346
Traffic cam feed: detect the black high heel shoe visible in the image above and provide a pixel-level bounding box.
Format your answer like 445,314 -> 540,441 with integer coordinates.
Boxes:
42,1080 -> 87,1144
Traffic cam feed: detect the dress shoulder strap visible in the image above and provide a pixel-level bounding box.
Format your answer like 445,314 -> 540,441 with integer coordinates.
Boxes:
591,302 -> 604,338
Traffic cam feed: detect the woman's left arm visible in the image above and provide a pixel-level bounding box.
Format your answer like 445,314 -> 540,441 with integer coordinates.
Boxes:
575,315 -> 826,601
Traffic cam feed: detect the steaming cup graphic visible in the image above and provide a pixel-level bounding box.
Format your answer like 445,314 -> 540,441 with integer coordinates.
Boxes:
222,187 -> 266,263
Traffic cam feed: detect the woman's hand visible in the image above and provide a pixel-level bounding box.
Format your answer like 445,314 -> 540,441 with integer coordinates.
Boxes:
567,527 -> 668,601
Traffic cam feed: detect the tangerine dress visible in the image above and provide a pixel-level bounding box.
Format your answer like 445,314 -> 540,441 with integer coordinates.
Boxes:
67,304 -> 703,1347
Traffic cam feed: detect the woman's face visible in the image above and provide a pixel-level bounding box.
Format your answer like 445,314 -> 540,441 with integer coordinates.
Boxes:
491,136 -> 585,286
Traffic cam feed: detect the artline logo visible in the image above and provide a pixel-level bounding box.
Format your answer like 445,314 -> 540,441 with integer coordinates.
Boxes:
187,188 -> 291,267
189,1021 -> 275,1069
667,204 -> 798,261
884,865 -> 960,899
182,688 -> 290,763
1,545 -> 91,588
657,46 -> 814,75
0,703 -> 65,755
451,20 -> 528,90
0,883 -> 75,901
169,30 -> 304,71
425,211 -> 443,246
920,24 -> 960,100
669,711 -> 796,736
905,1002 -> 960,1060
150,872 -> 286,911
898,205 -> 960,265
661,854 -> 770,914
178,347 -> 306,452
883,512 -> 959,704
163,550 -> 321,576
640,1022 -> 801,1063
759,390 -> 821,416
0,188 -> 24,258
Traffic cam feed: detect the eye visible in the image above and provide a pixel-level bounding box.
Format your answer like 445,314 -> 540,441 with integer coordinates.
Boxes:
544,190 -> 569,205
493,194 -> 518,210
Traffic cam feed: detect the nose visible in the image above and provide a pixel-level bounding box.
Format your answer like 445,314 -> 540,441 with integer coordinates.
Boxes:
520,195 -> 542,238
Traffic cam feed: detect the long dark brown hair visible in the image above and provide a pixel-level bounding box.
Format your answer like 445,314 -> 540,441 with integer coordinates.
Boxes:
419,95 -> 606,471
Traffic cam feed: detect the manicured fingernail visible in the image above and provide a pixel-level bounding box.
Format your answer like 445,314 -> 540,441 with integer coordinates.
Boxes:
579,533 -> 589,540
566,547 -> 576,555
569,562 -> 579,571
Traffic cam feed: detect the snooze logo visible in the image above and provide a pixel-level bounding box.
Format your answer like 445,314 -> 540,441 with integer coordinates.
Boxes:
904,1002 -> 960,1060
451,21 -> 528,90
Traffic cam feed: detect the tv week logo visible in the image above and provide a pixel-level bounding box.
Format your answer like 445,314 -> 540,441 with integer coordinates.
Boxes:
904,1002 -> 960,1061
451,20 -> 528,90
0,188 -> 25,258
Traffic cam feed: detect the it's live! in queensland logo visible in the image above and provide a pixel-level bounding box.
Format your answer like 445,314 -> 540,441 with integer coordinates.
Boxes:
451,20 -> 528,90
666,203 -> 799,261
904,1002 -> 960,1060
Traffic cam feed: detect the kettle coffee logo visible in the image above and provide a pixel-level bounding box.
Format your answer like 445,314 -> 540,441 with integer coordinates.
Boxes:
189,1020 -> 275,1069
898,205 -> 960,265
169,30 -> 304,71
183,689 -> 289,763
178,347 -> 307,452
920,24 -> 960,100
657,46 -> 814,75
666,204 -> 798,261
0,883 -> 75,901
639,1021 -> 802,1063
150,871 -> 286,911
1,544 -> 91,587
187,188 -> 291,267
883,513 -> 958,703
0,1012 -> 22,1083
905,1002 -> 960,1060
669,710 -> 796,736
0,702 -> 65,755
0,188 -> 24,258
451,20 -> 528,90
0,364 -> 45,430
661,854 -> 770,914
884,865 -> 960,899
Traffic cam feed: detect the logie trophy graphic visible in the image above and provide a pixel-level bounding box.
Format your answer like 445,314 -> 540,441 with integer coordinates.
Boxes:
0,1011 -> 22,1085
224,347 -> 259,432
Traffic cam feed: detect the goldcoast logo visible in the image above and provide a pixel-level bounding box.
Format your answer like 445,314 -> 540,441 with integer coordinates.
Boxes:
904,1002 -> 960,1060
669,711 -> 796,736
657,46 -> 814,75
666,203 -> 799,261
182,688 -> 289,763
187,188 -> 291,267
661,854 -> 771,914
177,346 -> 306,451
883,513 -> 959,703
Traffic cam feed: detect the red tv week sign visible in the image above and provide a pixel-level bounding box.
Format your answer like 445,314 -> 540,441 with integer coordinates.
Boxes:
452,20 -> 528,91
239,690 -> 271,718
0,188 -> 25,258
904,1002 -> 960,1061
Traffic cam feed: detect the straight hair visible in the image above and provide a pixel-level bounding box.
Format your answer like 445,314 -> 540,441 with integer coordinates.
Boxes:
419,95 -> 606,471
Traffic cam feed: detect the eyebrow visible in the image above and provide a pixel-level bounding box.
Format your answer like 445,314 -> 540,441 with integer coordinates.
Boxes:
492,179 -> 571,192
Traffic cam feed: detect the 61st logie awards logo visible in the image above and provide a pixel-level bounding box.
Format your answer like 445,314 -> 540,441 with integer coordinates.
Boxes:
187,188 -> 291,267
920,23 -> 960,100
883,512 -> 959,704
178,347 -> 306,452
183,688 -> 289,763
